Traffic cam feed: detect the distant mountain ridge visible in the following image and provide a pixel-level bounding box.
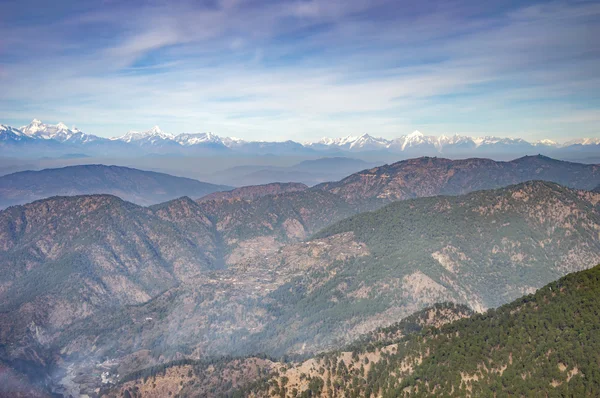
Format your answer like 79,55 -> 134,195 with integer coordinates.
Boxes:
0,164 -> 230,208
202,157 -> 378,187
2,119 -> 600,158
316,155 -> 600,209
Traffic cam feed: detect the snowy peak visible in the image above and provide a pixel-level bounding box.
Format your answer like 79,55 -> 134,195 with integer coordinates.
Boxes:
312,134 -> 391,150
220,136 -> 247,148
2,119 -> 600,155
348,133 -> 390,150
116,126 -> 174,143
533,139 -> 559,147
564,138 -> 600,146
21,118 -> 46,136
148,125 -> 163,135
175,132 -> 226,146
400,130 -> 428,150
0,124 -> 28,141
316,135 -> 359,146
19,119 -> 85,141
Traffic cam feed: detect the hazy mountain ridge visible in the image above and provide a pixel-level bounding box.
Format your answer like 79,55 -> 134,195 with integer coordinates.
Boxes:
201,157 -> 378,187
316,155 -> 600,208
0,164 -> 230,209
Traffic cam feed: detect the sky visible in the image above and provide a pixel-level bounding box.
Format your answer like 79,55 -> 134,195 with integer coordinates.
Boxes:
0,0 -> 599,142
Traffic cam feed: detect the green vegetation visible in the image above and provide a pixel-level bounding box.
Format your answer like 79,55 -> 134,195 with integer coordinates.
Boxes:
251,264 -> 600,397
314,181 -> 600,308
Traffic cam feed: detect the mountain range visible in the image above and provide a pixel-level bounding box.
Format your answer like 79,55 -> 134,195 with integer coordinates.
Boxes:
197,157 -> 381,187
3,156 -> 600,396
3,119 -> 600,159
0,164 -> 230,209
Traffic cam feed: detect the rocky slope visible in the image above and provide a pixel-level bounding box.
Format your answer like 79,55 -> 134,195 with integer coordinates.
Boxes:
0,164 -> 230,209
0,195 -> 221,390
197,189 -> 356,245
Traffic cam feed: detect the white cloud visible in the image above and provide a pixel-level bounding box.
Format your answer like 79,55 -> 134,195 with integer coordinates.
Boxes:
0,0 -> 598,141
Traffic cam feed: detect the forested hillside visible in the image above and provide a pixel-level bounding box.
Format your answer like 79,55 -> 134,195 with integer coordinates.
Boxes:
250,264 -> 600,397
102,303 -> 472,398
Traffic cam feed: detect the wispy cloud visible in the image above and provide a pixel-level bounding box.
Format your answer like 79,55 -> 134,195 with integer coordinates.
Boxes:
0,0 -> 598,140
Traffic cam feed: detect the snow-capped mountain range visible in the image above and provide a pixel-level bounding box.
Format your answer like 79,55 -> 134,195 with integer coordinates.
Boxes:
0,119 -> 598,159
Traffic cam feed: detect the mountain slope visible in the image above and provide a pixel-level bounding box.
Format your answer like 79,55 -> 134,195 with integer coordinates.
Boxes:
3,181 -> 600,395
197,182 -> 308,202
0,164 -> 230,208
251,264 -> 600,397
314,180 -> 600,309
103,303 -> 472,398
315,155 -> 600,208
198,189 -> 356,245
0,194 -> 220,309
0,195 -> 222,386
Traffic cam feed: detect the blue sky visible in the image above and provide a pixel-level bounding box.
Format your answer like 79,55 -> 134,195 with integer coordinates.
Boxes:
0,0 -> 599,141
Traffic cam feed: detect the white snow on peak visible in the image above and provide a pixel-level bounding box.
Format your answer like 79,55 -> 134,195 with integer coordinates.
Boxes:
221,136 -> 246,146
20,119 -> 80,140
313,134 -> 390,150
116,126 -> 174,143
3,119 -> 600,152
533,139 -> 559,147
0,124 -> 25,136
149,125 -> 163,134
564,138 -> 600,146
399,130 -> 430,151
21,119 -> 46,135
175,132 -> 226,146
